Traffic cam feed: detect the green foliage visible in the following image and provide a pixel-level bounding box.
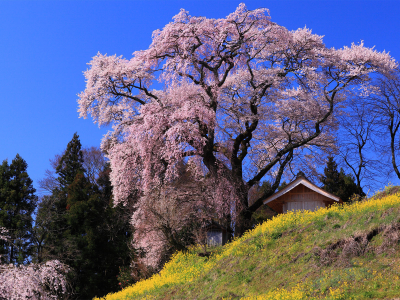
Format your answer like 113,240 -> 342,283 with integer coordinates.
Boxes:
251,205 -> 277,226
326,211 -> 343,220
314,219 -> 327,231
71,165 -> 134,298
0,154 -> 37,264
56,132 -> 85,190
320,156 -> 365,202
260,181 -> 272,192
63,169 -> 133,299
270,231 -> 282,240
117,266 -> 137,290
41,134 -> 86,265
35,134 -> 133,299
277,181 -> 288,191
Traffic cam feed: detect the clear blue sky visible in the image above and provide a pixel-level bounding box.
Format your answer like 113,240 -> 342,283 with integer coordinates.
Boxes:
0,0 -> 399,194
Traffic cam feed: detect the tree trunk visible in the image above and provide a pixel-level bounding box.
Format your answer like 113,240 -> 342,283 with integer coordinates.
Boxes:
233,180 -> 251,237
235,206 -> 253,237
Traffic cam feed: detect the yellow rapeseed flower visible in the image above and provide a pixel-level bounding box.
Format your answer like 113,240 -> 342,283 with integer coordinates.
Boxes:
95,192 -> 400,300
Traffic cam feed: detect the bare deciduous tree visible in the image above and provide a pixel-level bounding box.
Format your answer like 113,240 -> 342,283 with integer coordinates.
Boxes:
38,146 -> 106,194
337,96 -> 389,193
369,68 -> 400,181
82,146 -> 106,185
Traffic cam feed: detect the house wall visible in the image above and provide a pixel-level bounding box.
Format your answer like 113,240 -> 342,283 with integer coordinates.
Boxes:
207,231 -> 223,246
283,199 -> 325,213
266,184 -> 337,214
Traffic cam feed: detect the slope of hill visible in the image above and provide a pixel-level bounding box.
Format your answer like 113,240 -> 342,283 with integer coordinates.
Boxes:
96,191 -> 400,300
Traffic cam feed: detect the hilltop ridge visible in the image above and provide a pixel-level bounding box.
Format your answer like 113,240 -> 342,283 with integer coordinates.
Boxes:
97,190 -> 400,300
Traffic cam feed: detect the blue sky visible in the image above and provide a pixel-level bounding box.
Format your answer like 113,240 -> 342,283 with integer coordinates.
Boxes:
0,0 -> 399,194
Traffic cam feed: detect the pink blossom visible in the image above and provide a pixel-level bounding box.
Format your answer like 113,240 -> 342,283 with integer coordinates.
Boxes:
78,4 -> 397,238
0,228 -> 69,300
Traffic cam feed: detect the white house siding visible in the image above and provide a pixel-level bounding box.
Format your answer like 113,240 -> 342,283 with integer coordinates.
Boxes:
207,231 -> 223,246
283,200 -> 324,213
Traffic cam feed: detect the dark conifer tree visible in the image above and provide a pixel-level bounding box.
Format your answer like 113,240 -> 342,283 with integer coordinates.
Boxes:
31,194 -> 55,264
64,165 -> 132,298
277,181 -> 288,191
296,171 -> 307,179
35,136 -> 133,299
0,154 -> 37,264
43,133 -> 86,264
321,156 -> 365,202
337,168 -> 366,202
56,132 -> 85,190
320,157 -> 342,195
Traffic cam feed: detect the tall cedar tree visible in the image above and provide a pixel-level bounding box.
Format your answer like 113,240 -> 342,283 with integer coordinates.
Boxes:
320,157 -> 365,202
36,134 -> 132,299
0,154 -> 37,264
65,166 -> 133,298
44,133 -> 85,263
56,133 -> 86,190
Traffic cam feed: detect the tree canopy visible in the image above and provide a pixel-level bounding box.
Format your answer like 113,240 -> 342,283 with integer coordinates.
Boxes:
78,4 -> 396,238
35,135 -> 133,299
0,154 -> 37,264
320,156 -> 365,202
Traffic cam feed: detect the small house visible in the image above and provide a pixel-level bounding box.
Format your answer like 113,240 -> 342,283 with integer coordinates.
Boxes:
263,176 -> 342,214
205,222 -> 232,246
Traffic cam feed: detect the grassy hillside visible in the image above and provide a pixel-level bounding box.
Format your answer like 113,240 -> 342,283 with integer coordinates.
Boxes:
96,190 -> 400,300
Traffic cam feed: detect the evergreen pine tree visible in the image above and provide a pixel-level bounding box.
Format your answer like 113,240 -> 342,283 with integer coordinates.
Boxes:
0,154 -> 37,264
43,133 -> 86,265
320,157 -> 342,195
56,132 -> 85,190
278,181 -> 288,191
337,168 -> 365,202
64,165 -> 132,298
321,156 -> 365,202
35,137 -> 133,299
296,171 -> 307,179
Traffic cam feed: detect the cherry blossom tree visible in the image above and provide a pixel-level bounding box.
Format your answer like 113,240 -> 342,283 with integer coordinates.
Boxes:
132,162 -> 232,268
78,4 -> 397,236
0,227 -> 70,300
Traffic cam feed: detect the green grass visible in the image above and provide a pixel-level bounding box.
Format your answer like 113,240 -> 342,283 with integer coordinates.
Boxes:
97,192 -> 400,300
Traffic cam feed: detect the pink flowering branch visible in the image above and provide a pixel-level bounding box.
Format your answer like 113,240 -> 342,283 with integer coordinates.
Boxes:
0,228 -> 70,299
78,3 -> 397,236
